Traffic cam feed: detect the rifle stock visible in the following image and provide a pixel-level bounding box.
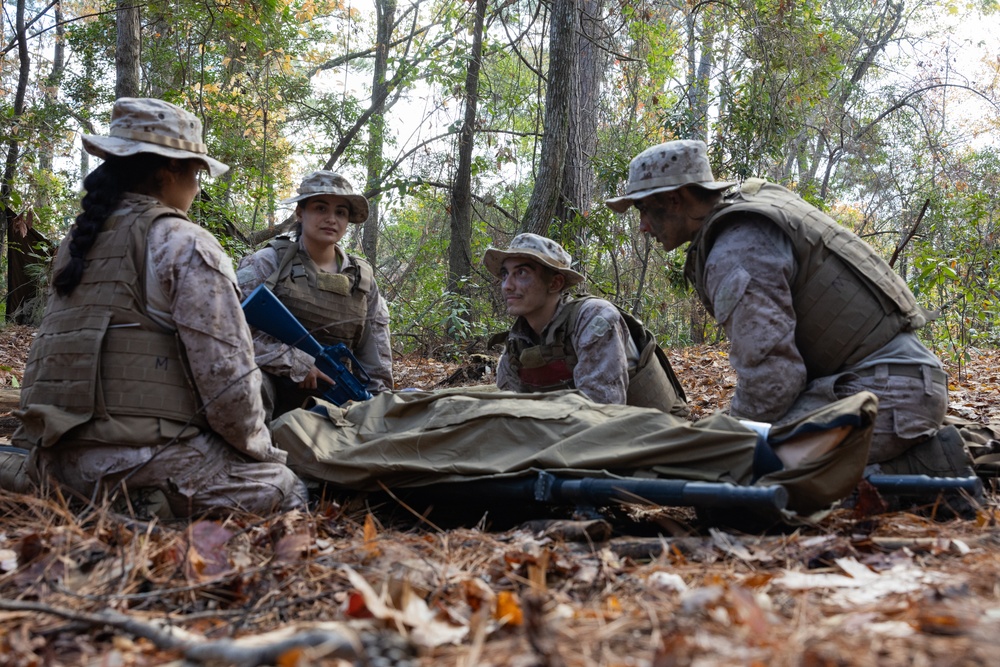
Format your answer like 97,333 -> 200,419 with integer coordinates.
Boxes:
241,284 -> 373,405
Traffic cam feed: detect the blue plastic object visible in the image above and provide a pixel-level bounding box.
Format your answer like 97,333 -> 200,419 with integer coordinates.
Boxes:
241,284 -> 373,405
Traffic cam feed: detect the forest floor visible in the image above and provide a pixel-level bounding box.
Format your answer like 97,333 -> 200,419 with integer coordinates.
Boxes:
2,324 -> 1000,666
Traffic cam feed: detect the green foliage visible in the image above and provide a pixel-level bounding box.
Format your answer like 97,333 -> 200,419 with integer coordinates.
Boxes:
2,0 -> 999,364
908,149 -> 1000,361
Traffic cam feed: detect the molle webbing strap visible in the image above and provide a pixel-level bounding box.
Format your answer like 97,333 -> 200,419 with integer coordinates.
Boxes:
351,254 -> 374,294
267,240 -> 369,349
62,202 -> 188,329
100,328 -> 207,426
505,298 -> 582,392
264,237 -> 296,292
21,310 -> 110,414
20,199 -> 207,435
792,255 -> 908,375
54,211 -> 148,323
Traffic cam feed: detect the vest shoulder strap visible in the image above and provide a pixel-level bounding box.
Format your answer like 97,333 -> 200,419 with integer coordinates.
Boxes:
488,331 -> 509,349
264,237 -> 297,291
347,253 -> 374,293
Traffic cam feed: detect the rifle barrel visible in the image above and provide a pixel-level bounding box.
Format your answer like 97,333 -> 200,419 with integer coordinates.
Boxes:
867,474 -> 983,496
536,473 -> 789,511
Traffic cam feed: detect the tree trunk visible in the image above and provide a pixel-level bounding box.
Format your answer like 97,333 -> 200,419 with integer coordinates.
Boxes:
3,0 -> 30,322
116,0 -> 141,98
447,0 -> 486,296
361,0 -> 396,264
685,8 -> 714,141
552,0 -> 604,254
520,0 -> 578,237
38,2 -> 64,192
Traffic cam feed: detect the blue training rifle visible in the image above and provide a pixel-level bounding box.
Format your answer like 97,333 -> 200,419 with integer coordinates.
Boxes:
241,284 -> 373,406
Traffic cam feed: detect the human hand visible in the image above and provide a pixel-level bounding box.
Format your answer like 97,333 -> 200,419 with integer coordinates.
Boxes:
298,365 -> 335,390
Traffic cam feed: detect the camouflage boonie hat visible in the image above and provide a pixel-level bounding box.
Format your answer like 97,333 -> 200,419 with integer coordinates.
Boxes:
605,139 -> 734,213
482,233 -> 585,287
82,98 -> 229,177
279,170 -> 370,224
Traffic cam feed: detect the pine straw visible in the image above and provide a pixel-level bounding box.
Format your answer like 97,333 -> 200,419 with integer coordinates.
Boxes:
3,331 -> 1000,664
2,485 -> 1000,665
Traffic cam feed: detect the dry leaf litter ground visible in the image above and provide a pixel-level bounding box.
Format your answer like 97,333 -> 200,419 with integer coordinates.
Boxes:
1,324 -> 999,666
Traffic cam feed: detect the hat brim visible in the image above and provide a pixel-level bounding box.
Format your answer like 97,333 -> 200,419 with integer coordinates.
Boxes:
82,135 -> 230,178
278,192 -> 370,224
482,248 -> 585,287
605,180 -> 735,213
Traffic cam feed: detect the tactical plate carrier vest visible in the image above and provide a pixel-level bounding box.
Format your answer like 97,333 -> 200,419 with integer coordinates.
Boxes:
19,197 -> 207,448
265,237 -> 373,350
684,178 -> 934,379
499,296 -> 688,416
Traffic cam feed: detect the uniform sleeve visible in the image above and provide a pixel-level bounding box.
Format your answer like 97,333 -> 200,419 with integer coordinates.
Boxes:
570,299 -> 630,404
353,280 -> 394,392
703,218 -> 807,421
147,218 -> 287,464
235,249 -> 315,383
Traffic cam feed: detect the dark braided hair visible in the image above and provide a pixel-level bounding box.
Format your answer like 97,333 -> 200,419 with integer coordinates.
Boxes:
53,153 -> 173,296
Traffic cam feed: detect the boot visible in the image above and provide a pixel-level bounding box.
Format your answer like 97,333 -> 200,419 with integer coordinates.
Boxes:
874,426 -> 984,515
0,447 -> 32,494
878,426 -> 976,478
111,487 -> 176,521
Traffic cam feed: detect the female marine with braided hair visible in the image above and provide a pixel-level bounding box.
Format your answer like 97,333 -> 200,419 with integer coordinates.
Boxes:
13,98 -> 306,518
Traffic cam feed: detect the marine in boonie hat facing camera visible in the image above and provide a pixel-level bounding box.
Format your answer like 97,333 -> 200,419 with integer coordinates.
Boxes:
485,233 -> 687,415
279,170 -> 370,223
10,97 -> 308,516
606,139 -> 978,489
237,170 -> 393,420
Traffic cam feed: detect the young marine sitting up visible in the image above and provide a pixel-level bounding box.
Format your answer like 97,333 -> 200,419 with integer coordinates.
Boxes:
484,233 -> 687,415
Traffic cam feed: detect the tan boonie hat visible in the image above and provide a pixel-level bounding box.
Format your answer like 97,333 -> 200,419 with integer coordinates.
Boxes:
279,170 -> 370,224
605,139 -> 735,213
82,97 -> 229,178
482,233 -> 585,287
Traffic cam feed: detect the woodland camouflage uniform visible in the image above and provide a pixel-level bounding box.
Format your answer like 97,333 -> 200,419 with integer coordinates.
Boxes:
485,233 -> 686,415
11,99 -> 306,515
606,140 -> 976,479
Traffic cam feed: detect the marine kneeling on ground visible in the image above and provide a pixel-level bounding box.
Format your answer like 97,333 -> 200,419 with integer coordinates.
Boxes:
606,139 -> 982,495
0,98 -> 307,518
484,233 -> 688,417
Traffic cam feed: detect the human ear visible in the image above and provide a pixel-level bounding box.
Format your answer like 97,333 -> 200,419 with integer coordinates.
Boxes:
549,273 -> 566,293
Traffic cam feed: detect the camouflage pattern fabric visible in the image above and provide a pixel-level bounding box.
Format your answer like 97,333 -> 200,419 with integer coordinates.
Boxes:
27,203 -> 306,516
237,239 -> 393,392
278,170 -> 369,222
497,296 -> 636,404
701,217 -> 947,464
81,98 -> 229,177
